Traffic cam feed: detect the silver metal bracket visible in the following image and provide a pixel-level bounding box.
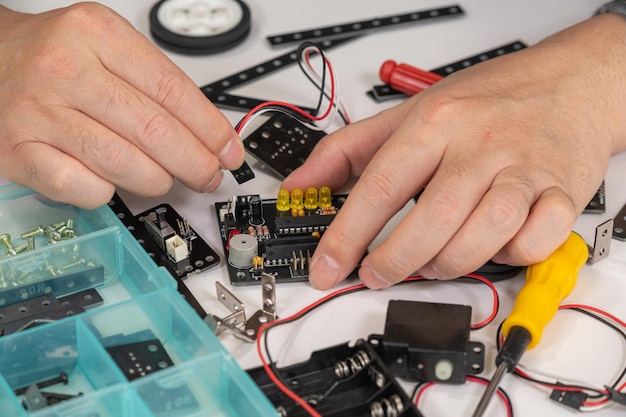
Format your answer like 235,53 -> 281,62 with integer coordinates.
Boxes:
211,315 -> 254,343
22,385 -> 47,411
238,274 -> 278,341
212,273 -> 277,342
587,219 -> 614,265
214,281 -> 246,336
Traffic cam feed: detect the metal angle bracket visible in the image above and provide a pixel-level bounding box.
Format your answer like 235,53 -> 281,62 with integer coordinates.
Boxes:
587,219 -> 614,265
214,281 -> 246,335
212,273 -> 278,342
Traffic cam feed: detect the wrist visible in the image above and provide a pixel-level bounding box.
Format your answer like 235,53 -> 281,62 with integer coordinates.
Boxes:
535,13 -> 626,155
0,6 -> 19,26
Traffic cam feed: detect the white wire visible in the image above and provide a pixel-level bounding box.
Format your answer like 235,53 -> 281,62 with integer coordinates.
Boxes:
516,364 -> 606,394
236,44 -> 343,137
513,365 -> 616,412
508,304 -> 626,412
300,45 -> 347,126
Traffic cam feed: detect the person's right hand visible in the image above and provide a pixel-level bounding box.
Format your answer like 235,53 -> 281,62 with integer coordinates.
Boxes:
282,12 -> 626,290
0,3 -> 245,208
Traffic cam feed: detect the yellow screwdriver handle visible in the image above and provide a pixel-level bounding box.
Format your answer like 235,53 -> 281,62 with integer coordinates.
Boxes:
501,232 -> 588,350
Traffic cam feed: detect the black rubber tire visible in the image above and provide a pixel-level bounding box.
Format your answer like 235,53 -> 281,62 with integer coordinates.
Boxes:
149,0 -> 251,55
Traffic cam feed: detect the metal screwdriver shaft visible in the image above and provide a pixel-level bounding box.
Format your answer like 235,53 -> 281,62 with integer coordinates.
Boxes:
472,364 -> 507,417
472,326 -> 531,417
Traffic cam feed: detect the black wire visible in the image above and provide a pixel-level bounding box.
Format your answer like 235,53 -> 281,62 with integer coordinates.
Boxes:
263,285 -> 366,370
262,284 -> 367,405
494,320 -> 606,397
261,275 -> 499,411
496,306 -> 626,398
296,41 -> 327,118
513,368 -> 607,398
264,275 -> 498,366
233,105 -> 310,133
471,375 -> 515,417
296,41 -> 349,126
567,307 -> 626,390
410,381 -> 427,402
410,377 -> 514,417
234,41 -> 348,135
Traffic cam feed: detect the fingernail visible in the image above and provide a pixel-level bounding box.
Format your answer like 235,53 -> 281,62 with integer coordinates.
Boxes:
203,169 -> 223,192
309,255 -> 341,289
282,170 -> 298,187
219,136 -> 245,169
359,264 -> 392,289
417,263 -> 443,280
490,252 -> 508,265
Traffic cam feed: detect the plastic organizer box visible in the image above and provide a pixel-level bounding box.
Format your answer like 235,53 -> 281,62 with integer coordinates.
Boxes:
0,184 -> 276,417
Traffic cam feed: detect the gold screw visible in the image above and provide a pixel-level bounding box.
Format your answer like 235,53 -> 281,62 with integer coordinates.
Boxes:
62,256 -> 85,270
0,234 -> 17,256
21,225 -> 45,239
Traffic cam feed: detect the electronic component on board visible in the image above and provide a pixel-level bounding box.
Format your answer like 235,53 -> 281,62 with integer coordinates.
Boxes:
215,187 -> 360,286
583,180 -> 605,214
143,208 -> 189,263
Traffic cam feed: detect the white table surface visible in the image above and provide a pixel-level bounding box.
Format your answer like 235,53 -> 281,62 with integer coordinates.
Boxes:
2,1 -> 626,416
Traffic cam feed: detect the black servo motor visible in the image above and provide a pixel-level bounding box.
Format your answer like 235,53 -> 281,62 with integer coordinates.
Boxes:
377,299 -> 485,384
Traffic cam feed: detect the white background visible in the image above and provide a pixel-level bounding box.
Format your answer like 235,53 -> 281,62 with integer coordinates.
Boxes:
2,1 -> 626,416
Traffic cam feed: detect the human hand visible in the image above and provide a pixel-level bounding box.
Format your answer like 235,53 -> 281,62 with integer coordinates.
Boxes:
283,13 -> 626,289
0,3 -> 244,208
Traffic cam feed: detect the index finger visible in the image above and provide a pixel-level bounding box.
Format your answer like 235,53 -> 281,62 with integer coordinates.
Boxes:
283,100 -> 413,192
307,103 -> 447,289
73,4 -> 244,169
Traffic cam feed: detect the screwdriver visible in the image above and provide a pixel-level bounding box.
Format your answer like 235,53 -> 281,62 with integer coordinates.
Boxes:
472,231 -> 589,417
379,60 -> 443,96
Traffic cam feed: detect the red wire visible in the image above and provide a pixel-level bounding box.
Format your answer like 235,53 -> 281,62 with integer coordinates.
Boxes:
560,303 -> 626,328
509,303 -> 626,408
466,376 -> 513,417
559,303 -> 626,408
414,381 -> 435,406
514,368 -> 606,394
255,274 -> 499,417
414,377 -> 513,417
462,273 -> 500,330
304,49 -> 351,124
236,50 -> 337,135
255,284 -> 364,417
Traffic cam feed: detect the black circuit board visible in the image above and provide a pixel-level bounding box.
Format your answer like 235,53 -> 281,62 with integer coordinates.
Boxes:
243,113 -> 327,179
215,193 -> 354,286
108,195 -> 220,279
583,180 -> 606,214
108,194 -> 220,319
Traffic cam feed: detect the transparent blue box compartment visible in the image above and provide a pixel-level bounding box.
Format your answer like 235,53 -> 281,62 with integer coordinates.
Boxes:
0,184 -> 276,417
0,184 -> 174,307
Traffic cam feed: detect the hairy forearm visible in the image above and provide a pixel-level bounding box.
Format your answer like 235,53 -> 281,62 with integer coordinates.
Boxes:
534,12 -> 626,155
